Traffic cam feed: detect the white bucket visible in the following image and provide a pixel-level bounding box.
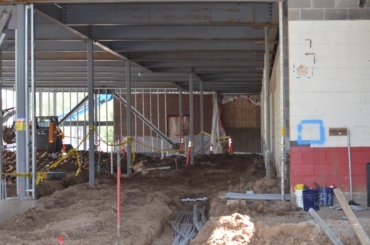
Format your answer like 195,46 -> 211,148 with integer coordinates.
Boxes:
295,190 -> 303,208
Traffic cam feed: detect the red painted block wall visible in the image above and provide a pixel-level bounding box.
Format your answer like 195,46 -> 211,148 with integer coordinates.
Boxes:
290,146 -> 370,192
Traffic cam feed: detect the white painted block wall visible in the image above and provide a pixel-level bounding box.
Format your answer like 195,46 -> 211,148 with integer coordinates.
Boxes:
289,20 -> 370,147
269,48 -> 281,175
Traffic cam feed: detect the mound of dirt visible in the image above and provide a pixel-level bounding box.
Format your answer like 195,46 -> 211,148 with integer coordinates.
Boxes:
190,212 -> 368,245
190,213 -> 255,245
0,182 -> 175,245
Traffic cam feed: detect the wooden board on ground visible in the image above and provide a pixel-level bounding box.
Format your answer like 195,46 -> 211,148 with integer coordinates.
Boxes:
333,188 -> 370,245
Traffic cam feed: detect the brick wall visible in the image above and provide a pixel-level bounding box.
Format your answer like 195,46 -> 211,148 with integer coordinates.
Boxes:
113,93 -> 213,139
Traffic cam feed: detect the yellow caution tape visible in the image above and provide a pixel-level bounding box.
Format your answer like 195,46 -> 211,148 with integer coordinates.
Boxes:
3,128 -> 230,185
199,131 -> 230,139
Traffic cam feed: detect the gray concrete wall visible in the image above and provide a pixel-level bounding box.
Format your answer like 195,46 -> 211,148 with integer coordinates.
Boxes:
0,198 -> 37,224
288,0 -> 370,21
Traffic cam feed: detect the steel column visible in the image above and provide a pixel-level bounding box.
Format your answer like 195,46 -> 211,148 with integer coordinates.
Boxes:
0,50 -> 3,199
279,2 -> 285,201
179,88 -> 183,143
142,88 -> 144,140
200,81 -> 204,155
106,90 -> 108,152
30,4 -> 36,199
15,4 -> 27,197
120,88 -> 122,138
53,91 -> 57,116
126,61 -> 132,174
150,89 -> 152,152
84,91 -> 86,150
39,91 -> 42,116
165,89 -> 167,136
25,5 -> 30,192
189,73 -> 194,165
157,89 -> 159,148
69,88 -> 72,144
76,89 -> 79,149
87,39 -> 95,188
134,89 -> 137,150
264,27 -> 271,177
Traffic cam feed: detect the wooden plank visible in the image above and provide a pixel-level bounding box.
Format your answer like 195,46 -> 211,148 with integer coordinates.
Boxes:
334,188 -> 370,245
329,128 -> 348,136
308,208 -> 344,245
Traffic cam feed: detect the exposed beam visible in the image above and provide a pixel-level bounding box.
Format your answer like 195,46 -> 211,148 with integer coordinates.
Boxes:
137,60 -> 262,68
127,51 -> 264,61
1,0 -> 281,3
151,67 -> 265,73
34,8 -> 152,72
61,3 -> 273,25
109,41 -> 265,52
89,25 -> 265,41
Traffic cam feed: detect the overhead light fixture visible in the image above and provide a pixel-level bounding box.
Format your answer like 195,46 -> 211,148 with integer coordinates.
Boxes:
138,72 -> 142,76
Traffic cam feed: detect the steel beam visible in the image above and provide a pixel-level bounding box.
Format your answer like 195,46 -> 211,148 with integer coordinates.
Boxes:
111,90 -> 178,150
109,41 -> 264,52
90,25 -> 264,41
127,51 -> 264,62
34,8 -> 152,72
59,95 -> 89,125
0,12 -> 10,34
62,3 -> 272,25
87,39 -> 95,188
137,60 -> 261,68
15,4 -> 27,197
150,67 -> 265,73
126,61 -> 132,174
3,40 -> 103,52
0,0 -> 282,3
189,73 -> 194,165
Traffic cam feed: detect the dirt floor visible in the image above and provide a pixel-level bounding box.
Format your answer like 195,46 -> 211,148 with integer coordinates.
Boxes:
1,151 -> 370,245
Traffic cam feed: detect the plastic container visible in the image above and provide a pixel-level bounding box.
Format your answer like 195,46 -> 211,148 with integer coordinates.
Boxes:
294,184 -> 304,190
319,187 -> 334,206
295,190 -> 303,208
303,189 -> 320,211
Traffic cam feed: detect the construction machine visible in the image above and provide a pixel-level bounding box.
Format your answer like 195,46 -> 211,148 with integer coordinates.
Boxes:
35,116 -> 64,153
2,109 -> 64,153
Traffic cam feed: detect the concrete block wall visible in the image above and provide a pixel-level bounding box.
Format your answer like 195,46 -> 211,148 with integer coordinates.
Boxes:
113,93 -> 213,140
288,0 -> 370,192
270,48 -> 281,174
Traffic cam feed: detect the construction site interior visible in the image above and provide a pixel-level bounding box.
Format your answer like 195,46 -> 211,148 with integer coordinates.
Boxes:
1,1 -> 370,245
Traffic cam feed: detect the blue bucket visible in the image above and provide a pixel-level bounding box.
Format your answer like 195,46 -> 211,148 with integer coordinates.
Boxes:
319,187 -> 334,206
303,189 -> 320,211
